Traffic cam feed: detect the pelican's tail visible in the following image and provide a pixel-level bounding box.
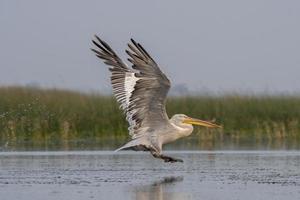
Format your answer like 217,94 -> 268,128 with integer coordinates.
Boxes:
114,137 -> 150,152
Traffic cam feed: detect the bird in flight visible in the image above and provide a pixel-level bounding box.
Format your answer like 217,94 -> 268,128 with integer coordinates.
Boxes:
91,36 -> 221,163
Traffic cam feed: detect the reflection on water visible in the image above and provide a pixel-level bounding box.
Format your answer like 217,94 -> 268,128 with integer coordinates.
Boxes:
133,176 -> 185,200
152,176 -> 184,186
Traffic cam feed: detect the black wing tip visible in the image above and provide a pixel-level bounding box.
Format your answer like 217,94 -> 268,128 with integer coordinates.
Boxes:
94,34 -> 101,42
91,35 -> 116,56
92,35 -> 104,47
127,58 -> 134,63
92,35 -> 103,46
130,38 -> 138,46
91,39 -> 98,46
125,49 -> 132,56
90,48 -> 102,56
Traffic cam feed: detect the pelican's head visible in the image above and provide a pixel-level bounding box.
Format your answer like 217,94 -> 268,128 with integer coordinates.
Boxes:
171,114 -> 222,128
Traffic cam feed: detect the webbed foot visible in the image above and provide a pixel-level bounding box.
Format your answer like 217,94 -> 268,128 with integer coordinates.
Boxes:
160,155 -> 183,163
151,151 -> 183,163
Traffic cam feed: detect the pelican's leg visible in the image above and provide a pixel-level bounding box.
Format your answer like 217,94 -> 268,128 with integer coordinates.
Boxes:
150,151 -> 183,163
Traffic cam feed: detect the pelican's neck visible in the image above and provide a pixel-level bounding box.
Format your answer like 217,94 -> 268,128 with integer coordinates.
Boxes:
160,121 -> 194,146
170,120 -> 194,137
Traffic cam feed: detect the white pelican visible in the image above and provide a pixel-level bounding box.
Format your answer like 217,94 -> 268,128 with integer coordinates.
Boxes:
91,36 -> 221,163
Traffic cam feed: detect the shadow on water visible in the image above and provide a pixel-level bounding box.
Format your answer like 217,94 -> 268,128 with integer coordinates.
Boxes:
132,176 -> 188,200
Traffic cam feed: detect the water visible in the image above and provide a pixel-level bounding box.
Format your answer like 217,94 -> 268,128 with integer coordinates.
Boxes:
0,151 -> 300,200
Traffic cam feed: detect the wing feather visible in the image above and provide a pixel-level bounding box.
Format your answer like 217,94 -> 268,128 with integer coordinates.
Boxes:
91,36 -> 171,138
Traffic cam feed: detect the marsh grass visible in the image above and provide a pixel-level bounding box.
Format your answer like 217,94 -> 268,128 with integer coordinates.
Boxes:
0,86 -> 299,150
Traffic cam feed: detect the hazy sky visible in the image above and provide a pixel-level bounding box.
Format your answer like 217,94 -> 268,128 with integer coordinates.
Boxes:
1,0 -> 300,94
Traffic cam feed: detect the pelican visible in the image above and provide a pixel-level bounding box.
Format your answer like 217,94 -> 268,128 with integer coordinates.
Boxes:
91,36 -> 221,163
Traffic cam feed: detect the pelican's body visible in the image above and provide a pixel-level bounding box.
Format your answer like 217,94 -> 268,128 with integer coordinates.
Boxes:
117,114 -> 193,152
91,36 -> 221,162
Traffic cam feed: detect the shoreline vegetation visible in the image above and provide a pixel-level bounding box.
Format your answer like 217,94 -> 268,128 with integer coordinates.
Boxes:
0,86 -> 300,150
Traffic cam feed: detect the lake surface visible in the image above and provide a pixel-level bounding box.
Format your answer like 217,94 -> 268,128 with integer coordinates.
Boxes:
0,151 -> 300,200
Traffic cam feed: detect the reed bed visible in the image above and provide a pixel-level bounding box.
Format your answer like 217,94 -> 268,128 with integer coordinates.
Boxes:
0,86 -> 299,150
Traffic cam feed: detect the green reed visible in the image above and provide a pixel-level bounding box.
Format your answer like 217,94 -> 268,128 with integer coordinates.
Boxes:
0,86 -> 299,150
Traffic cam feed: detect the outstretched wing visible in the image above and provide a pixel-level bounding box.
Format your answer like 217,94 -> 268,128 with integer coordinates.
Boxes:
91,36 -> 171,138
